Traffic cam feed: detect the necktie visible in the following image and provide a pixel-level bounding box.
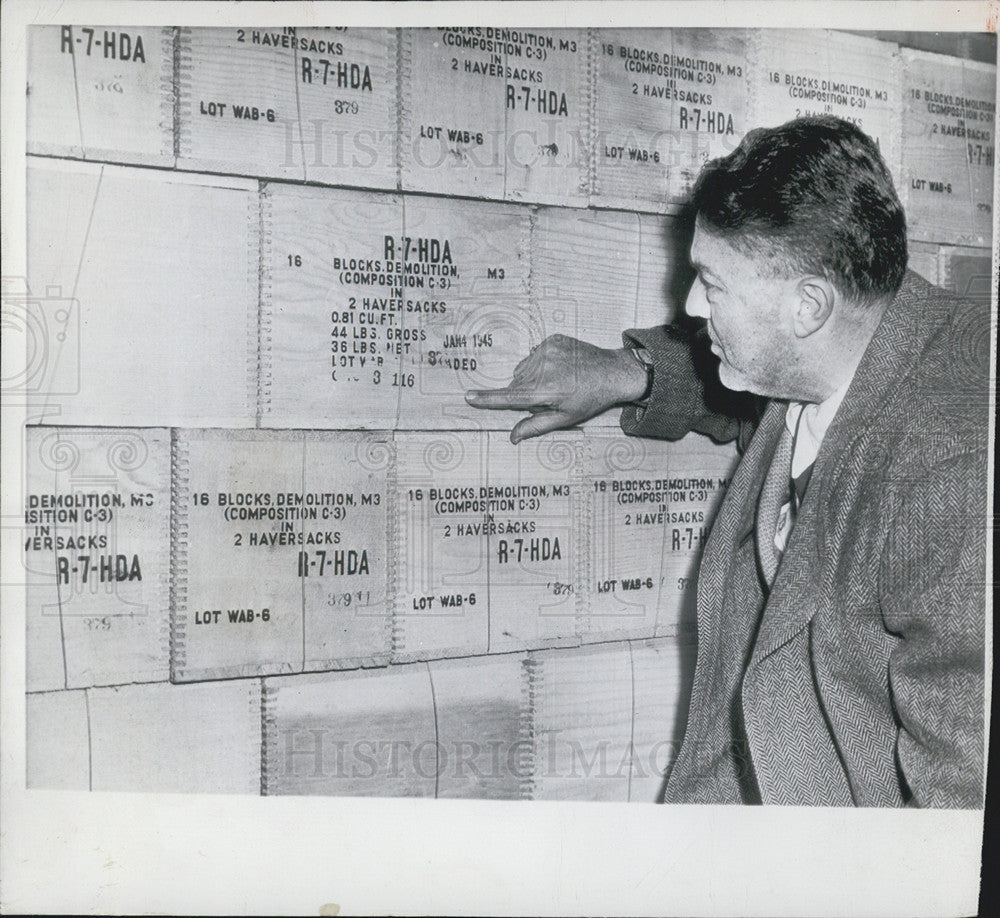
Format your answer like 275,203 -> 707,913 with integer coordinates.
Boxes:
756,426 -> 793,589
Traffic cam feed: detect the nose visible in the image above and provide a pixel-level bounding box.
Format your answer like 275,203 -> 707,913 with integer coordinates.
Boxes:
685,276 -> 710,320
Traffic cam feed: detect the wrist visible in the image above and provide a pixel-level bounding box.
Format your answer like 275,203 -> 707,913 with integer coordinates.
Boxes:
619,346 -> 654,404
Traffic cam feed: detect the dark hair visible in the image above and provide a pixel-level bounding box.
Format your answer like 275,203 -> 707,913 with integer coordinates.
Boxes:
690,116 -> 907,306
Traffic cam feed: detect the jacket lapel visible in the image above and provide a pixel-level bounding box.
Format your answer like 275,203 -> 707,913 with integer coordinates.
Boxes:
746,272 -> 935,670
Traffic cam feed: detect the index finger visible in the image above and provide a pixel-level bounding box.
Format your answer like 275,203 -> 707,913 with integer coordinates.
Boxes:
464,387 -> 553,411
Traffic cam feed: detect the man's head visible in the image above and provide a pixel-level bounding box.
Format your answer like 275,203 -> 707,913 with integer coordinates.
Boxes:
684,116 -> 907,400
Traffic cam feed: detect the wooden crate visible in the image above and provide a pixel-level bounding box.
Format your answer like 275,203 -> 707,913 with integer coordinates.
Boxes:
395,195 -> 532,430
26,159 -> 258,427
25,427 -> 170,692
391,431 -> 490,660
301,430 -> 394,672
525,642 -> 633,801
401,28 -> 591,206
907,240 -> 941,286
400,29 -> 507,199
486,431 -> 584,653
171,429 -> 395,681
902,49 -> 996,246
262,183 -> 404,429
171,429 -> 309,681
27,24 -> 174,165
747,30 -> 903,188
428,653 -> 526,799
87,680 -> 262,793
592,28 -> 749,212
262,665 -> 436,797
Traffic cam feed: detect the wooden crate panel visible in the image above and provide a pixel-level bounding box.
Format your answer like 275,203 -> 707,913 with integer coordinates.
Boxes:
747,30 -> 902,187
262,665 -> 436,797
392,432 -> 490,660
629,635 -> 696,802
401,28 -> 590,206
592,28 -> 749,211
88,680 -> 262,794
297,28 -> 398,189
581,432 -> 737,641
26,159 -> 257,426
503,28 -> 590,206
525,643 -> 633,801
487,432 -> 583,653
429,653 -> 526,799
178,27 -> 304,180
532,207 -> 640,350
25,427 -> 170,691
395,196 -> 532,429
400,28 -> 512,200
301,431 -> 393,672
902,49 -> 995,246
26,690 -> 91,790
580,432 -> 674,641
28,24 -> 173,165
262,183 -> 403,428
171,430 -> 307,681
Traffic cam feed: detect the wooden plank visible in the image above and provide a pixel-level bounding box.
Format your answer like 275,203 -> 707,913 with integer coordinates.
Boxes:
901,49 -> 995,246
301,431 -> 393,672
262,182 -> 403,429
262,665 -> 436,797
592,28 -> 749,212
297,28 -> 398,189
178,27 -> 305,180
26,690 -> 91,790
395,195 -> 532,429
525,642 -> 633,801
88,680 -> 262,794
171,430 -> 306,681
629,635 -> 696,802
25,427 -> 171,690
428,653 -> 526,799
26,159 -> 258,426
487,431 -> 582,653
747,30 -> 902,189
399,28 -> 509,200
503,28 -> 590,206
28,24 -> 174,165
532,207 -> 640,353
391,431 -> 490,660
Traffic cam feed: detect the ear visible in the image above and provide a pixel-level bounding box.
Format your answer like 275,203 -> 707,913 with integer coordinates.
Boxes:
792,276 -> 836,338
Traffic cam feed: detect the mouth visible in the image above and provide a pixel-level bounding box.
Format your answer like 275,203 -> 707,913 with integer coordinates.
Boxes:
706,324 -> 723,357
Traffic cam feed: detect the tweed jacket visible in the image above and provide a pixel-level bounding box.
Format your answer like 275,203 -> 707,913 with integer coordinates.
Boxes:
621,271 -> 989,807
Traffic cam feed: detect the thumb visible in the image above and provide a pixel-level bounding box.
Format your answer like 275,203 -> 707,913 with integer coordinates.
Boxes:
510,410 -> 573,444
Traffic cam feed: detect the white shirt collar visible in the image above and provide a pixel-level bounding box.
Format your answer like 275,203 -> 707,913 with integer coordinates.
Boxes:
784,378 -> 853,479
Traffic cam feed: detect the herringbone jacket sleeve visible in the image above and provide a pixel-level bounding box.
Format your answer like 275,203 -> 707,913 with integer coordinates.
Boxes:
879,451 -> 987,808
619,324 -> 763,448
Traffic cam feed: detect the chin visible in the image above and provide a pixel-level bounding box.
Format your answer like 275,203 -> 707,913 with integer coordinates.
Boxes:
717,364 -> 751,394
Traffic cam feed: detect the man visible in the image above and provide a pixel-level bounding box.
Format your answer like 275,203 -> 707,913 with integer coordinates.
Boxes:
467,116 -> 989,807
